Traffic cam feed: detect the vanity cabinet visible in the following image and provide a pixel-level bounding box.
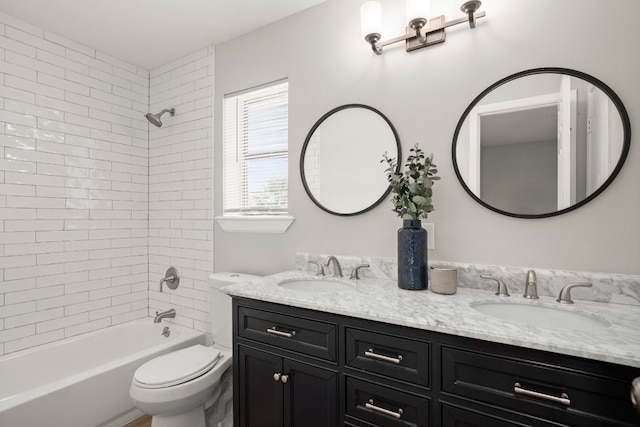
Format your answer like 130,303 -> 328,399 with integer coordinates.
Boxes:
233,301 -> 339,427
232,298 -> 640,427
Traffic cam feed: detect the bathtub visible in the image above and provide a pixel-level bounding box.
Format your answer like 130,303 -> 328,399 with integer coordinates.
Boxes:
0,320 -> 205,427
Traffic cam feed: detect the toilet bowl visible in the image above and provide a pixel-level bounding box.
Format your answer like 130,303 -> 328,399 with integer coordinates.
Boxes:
129,272 -> 259,427
130,345 -> 232,427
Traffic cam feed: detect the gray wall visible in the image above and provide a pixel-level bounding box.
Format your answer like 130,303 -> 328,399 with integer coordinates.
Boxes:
214,0 -> 639,275
481,140 -> 558,215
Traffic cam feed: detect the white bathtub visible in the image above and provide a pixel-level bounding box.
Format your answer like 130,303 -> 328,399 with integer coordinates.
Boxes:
0,320 -> 205,427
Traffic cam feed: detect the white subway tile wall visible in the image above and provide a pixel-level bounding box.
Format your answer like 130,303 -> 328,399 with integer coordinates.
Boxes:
0,18 -> 148,349
0,12 -> 214,356
148,47 -> 214,334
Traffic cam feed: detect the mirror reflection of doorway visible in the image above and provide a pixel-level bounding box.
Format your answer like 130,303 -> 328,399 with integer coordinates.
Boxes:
468,76 -> 578,215
480,105 -> 558,214
453,68 -> 630,219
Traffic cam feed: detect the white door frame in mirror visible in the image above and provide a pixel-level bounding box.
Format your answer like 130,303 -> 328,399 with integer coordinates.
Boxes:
452,67 -> 630,219
467,82 -> 577,211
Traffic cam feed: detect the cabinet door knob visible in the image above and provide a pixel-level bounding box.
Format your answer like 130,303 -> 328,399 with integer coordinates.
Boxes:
632,377 -> 640,412
281,374 -> 289,384
273,373 -> 281,382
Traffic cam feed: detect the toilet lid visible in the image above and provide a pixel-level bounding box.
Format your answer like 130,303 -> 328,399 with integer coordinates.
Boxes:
134,344 -> 222,389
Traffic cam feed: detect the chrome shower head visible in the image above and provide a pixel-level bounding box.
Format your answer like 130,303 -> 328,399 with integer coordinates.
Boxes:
145,108 -> 175,127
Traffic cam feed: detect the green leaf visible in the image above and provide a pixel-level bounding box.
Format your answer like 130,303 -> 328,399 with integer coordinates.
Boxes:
412,195 -> 427,205
382,144 -> 439,220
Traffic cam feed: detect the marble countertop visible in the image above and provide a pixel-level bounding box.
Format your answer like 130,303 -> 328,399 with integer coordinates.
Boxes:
221,270 -> 640,368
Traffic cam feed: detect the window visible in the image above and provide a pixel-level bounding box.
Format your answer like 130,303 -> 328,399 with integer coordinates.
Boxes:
220,80 -> 293,232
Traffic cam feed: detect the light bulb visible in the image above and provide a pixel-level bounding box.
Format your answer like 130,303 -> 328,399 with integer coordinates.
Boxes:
406,0 -> 430,21
360,1 -> 382,40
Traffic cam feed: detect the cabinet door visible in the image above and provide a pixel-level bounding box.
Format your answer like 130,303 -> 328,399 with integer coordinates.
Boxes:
283,358 -> 338,427
237,345 -> 284,427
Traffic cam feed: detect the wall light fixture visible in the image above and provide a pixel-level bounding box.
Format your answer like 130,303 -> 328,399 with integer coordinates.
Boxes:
360,0 -> 485,55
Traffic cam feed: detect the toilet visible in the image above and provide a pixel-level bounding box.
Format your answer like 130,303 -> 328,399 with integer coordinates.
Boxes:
129,272 -> 258,427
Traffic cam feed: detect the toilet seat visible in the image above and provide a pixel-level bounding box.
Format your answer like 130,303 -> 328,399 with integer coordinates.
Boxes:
133,344 -> 222,389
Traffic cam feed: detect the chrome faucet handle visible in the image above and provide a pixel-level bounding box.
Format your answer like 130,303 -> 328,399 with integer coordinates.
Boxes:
308,261 -> 325,276
350,264 -> 370,280
523,269 -> 539,299
325,256 -> 343,278
556,282 -> 592,304
159,267 -> 180,292
481,275 -> 510,297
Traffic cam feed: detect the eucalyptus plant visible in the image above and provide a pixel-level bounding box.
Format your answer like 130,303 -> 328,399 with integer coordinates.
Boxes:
382,144 -> 440,220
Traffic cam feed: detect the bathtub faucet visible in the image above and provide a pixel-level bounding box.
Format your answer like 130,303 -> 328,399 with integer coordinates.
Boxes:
159,267 -> 180,293
154,308 -> 176,323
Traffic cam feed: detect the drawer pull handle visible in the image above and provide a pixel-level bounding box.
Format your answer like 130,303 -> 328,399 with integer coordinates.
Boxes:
267,327 -> 296,338
364,348 -> 403,364
365,399 -> 403,419
514,382 -> 571,406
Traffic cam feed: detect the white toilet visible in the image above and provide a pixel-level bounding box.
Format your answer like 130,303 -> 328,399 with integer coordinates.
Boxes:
130,272 -> 258,427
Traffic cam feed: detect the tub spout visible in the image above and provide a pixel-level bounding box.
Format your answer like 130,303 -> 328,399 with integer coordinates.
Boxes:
154,308 -> 176,323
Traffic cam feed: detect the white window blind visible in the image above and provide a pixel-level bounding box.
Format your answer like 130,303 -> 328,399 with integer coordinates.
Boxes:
223,80 -> 288,215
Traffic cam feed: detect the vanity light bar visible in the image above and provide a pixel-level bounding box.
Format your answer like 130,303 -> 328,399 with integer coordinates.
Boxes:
361,0 -> 485,55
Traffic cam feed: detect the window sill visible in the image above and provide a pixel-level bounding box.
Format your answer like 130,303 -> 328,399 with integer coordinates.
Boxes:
215,215 -> 295,233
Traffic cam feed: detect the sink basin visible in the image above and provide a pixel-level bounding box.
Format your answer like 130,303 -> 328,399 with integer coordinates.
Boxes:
277,278 -> 355,293
471,301 -> 611,331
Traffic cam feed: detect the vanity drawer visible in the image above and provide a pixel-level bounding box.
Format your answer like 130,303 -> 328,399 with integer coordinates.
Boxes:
345,327 -> 430,388
441,345 -> 638,425
440,401 -> 554,427
237,305 -> 337,362
345,375 -> 430,427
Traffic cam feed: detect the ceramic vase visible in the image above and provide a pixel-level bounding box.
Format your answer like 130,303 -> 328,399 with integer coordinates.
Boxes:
397,219 -> 427,290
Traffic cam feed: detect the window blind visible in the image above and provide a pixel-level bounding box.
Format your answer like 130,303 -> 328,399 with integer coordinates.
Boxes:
223,80 -> 289,215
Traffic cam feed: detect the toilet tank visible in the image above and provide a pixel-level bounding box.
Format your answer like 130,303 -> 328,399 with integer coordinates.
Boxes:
208,272 -> 260,349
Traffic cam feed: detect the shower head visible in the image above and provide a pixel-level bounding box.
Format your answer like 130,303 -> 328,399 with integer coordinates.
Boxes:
145,108 -> 175,127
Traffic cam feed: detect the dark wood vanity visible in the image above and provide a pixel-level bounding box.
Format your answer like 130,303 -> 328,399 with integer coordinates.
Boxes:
233,297 -> 640,426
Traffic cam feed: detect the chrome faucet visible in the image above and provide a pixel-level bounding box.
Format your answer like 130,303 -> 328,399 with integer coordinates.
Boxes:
159,267 -> 180,292
154,308 -> 176,323
523,270 -> 539,299
308,260 -> 325,276
481,274 -> 510,297
350,264 -> 370,280
325,256 -> 343,278
556,282 -> 592,304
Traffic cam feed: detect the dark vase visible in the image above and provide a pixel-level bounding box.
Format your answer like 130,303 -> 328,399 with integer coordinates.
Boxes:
397,219 -> 427,290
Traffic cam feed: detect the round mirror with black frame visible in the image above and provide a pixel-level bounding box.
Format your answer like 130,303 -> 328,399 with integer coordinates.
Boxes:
452,67 -> 631,219
301,104 -> 401,216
